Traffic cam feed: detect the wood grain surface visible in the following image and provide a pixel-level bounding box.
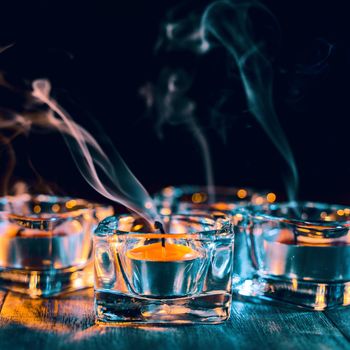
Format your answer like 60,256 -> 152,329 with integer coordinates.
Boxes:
1,289 -> 350,350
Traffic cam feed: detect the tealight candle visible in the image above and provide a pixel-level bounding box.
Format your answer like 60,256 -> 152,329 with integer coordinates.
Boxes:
0,218 -> 88,270
233,202 -> 350,310
126,240 -> 201,297
94,212 -> 234,324
0,195 -> 113,297
262,228 -> 350,281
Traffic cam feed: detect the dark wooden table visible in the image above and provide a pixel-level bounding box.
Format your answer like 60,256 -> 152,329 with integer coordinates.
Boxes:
1,289 -> 350,350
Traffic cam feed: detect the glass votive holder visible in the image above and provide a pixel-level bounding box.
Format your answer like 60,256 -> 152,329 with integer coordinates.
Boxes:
94,212 -> 234,324
0,194 -> 113,297
233,201 -> 350,310
154,185 -> 275,214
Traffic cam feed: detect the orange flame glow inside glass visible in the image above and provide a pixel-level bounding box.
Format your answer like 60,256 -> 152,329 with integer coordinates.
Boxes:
126,242 -> 199,262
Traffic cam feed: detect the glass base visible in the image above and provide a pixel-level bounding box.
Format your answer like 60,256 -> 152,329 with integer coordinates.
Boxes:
95,290 -> 231,324
0,262 -> 93,297
233,275 -> 350,310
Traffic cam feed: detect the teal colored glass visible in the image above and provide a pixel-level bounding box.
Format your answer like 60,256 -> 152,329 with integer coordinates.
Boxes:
94,212 -> 234,324
233,201 -> 350,310
0,194 -> 113,297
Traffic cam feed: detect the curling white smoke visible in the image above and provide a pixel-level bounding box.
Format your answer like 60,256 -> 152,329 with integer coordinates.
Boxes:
30,79 -> 159,222
141,68 -> 215,201
159,0 -> 299,201
201,0 -> 298,200
0,77 -> 158,222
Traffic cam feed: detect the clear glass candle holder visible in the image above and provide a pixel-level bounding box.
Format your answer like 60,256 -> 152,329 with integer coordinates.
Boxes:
233,201 -> 350,310
154,185 -> 275,214
94,212 -> 234,324
0,194 -> 113,297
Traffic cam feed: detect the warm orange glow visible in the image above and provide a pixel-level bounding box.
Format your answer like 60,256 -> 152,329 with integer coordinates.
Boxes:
126,242 -> 199,262
132,224 -> 144,231
255,196 -> 264,205
212,202 -> 230,211
33,205 -> 41,214
52,204 -> 60,213
0,289 -> 94,332
192,192 -> 207,203
160,207 -> 171,215
126,233 -> 190,239
163,186 -> 174,197
65,199 -> 77,209
266,192 -> 276,203
237,189 -> 247,199
345,208 -> 350,215
235,213 -> 243,220
320,211 -> 327,219
95,206 -> 114,222
343,285 -> 350,305
337,209 -> 345,216
291,278 -> 298,291
315,284 -> 327,310
145,201 -> 153,209
232,213 -> 243,225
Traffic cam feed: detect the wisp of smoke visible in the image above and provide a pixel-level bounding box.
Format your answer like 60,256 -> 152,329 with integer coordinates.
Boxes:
140,68 -> 215,201
32,79 -> 159,222
200,0 -> 298,200
0,74 -> 159,222
155,0 -> 299,201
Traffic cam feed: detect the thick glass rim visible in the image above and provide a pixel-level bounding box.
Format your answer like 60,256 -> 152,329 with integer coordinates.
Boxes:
95,213 -> 233,238
248,201 -> 350,231
155,185 -> 270,200
0,194 -> 106,230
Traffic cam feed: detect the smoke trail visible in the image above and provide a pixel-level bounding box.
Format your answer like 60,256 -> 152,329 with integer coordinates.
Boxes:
200,0 -> 298,200
0,73 -> 158,222
154,0 -> 299,200
29,79 -> 158,222
141,68 -> 215,200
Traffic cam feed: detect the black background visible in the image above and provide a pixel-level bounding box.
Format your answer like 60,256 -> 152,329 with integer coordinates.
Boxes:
0,0 -> 349,205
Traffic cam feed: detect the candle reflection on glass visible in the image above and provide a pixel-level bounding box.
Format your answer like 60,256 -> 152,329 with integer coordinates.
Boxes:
154,185 -> 275,215
94,212 -> 234,324
0,194 -> 113,297
233,202 -> 350,310
126,240 -> 201,297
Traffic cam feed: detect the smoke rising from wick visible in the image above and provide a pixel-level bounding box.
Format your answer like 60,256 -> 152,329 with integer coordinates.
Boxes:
0,73 -> 158,222
201,0 -> 298,200
31,79 -> 159,222
153,0 -> 299,200
140,68 -> 215,201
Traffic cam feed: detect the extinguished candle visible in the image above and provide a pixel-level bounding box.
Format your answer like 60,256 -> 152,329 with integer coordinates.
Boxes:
262,227 -> 350,281
0,218 -> 90,269
127,242 -> 200,262
125,223 -> 202,297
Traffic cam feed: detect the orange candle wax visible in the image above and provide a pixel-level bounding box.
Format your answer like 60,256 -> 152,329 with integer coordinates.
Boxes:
126,242 -> 200,262
125,242 -> 202,296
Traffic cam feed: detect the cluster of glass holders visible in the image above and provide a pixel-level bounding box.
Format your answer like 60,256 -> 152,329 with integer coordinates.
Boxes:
0,194 -> 113,297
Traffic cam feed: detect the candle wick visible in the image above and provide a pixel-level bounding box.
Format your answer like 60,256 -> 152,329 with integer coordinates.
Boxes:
293,228 -> 298,245
155,221 -> 166,248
